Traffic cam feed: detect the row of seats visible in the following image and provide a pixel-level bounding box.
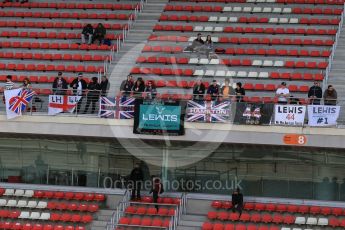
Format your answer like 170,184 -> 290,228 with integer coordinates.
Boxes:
170,0 -> 345,5
295,216 -> 328,225
0,52 -> 107,62
0,31 -> 121,40
0,41 -> 115,51
125,206 -> 176,216
159,14 -> 341,25
203,222 -> 279,230
211,201 -> 345,216
0,63 -> 103,73
0,21 -> 126,30
0,75 -> 86,84
153,24 -> 337,35
143,44 -> 331,58
0,2 -> 138,10
149,35 -> 334,46
118,216 -> 171,228
0,188 -> 105,202
138,196 -> 181,205
0,11 -> 132,20
0,221 -> 85,230
164,5 -> 343,15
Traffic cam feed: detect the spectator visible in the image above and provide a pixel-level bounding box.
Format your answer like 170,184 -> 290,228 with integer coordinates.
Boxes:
52,72 -> 68,95
129,163 -> 143,201
221,79 -> 232,100
232,188 -> 243,217
289,96 -> 300,105
83,77 -> 100,114
235,82 -> 245,102
5,75 -> 15,90
93,23 -> 106,45
308,81 -> 322,105
100,75 -> 109,97
70,73 -> 87,113
207,80 -> 220,101
275,82 -> 290,104
132,77 -> 145,96
204,35 -> 214,59
184,33 -> 204,52
150,177 -> 163,211
144,80 -> 157,99
22,78 -> 32,89
193,80 -> 205,101
81,24 -> 93,45
120,75 -> 134,97
324,85 -> 337,105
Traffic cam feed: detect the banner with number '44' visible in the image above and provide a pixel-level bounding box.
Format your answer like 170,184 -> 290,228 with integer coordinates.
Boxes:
307,105 -> 340,127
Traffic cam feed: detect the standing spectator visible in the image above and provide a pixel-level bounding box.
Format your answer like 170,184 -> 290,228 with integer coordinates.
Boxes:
235,82 -> 245,102
324,85 -> 337,105
22,78 -> 32,89
132,77 -> 145,96
52,72 -> 68,95
275,82 -> 290,104
81,24 -> 93,45
221,79 -> 232,100
207,80 -> 220,101
120,75 -> 134,96
100,75 -> 109,97
184,33 -> 204,52
193,80 -> 205,101
92,23 -> 106,45
231,188 -> 243,217
308,81 -> 322,105
83,77 -> 100,114
204,35 -> 214,59
144,81 -> 157,99
150,177 -> 163,211
129,163 -> 143,201
70,73 -> 87,113
5,75 -> 15,90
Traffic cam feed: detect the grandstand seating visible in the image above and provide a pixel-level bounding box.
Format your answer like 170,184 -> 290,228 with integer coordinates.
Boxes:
0,187 -> 106,230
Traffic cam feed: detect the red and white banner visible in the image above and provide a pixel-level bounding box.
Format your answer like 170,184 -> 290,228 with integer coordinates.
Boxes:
48,95 -> 81,115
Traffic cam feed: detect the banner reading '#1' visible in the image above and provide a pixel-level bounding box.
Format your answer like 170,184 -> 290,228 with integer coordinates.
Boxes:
48,95 -> 81,115
274,105 -> 306,126
307,105 -> 340,126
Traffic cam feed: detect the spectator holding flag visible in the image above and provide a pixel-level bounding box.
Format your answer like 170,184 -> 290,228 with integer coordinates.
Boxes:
324,85 -> 337,105
83,77 -> 100,114
22,78 -> 32,89
52,72 -> 68,95
3,75 -> 15,104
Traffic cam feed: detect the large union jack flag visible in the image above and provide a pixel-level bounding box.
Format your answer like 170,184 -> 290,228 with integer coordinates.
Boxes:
186,100 -> 231,123
99,96 -> 135,119
8,89 -> 36,114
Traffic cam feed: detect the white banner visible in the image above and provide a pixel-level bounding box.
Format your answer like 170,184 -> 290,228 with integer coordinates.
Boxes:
48,95 -> 81,115
5,88 -> 35,120
274,105 -> 306,126
308,105 -> 340,126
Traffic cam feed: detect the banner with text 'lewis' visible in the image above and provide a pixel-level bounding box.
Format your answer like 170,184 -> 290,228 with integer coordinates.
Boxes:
308,105 -> 340,127
274,105 -> 306,126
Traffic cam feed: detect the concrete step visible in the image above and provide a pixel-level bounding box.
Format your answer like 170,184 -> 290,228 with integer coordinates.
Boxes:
177,226 -> 201,230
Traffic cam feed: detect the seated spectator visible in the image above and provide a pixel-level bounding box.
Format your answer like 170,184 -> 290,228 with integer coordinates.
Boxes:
132,77 -> 145,97
235,82 -> 245,102
308,81 -> 322,105
22,77 -> 32,89
144,81 -> 157,99
93,23 -> 106,45
324,85 -> 337,105
193,80 -> 205,101
120,75 -> 134,97
100,75 -> 109,97
83,77 -> 100,114
221,79 -> 232,100
275,82 -> 290,104
81,24 -> 94,45
184,33 -> 204,52
52,72 -> 68,95
207,80 -> 220,101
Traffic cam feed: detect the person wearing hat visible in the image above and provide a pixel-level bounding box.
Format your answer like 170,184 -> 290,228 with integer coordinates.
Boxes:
70,73 -> 87,113
184,33 -> 204,52
275,82 -> 290,104
52,72 -> 68,95
207,80 -> 220,101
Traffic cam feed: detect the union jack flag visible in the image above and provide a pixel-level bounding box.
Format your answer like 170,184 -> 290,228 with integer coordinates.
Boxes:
186,100 -> 231,123
99,96 -> 135,119
8,89 -> 36,114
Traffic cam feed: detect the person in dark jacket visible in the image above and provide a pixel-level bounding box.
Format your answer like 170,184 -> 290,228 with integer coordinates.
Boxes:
232,188 -> 243,216
100,76 -> 109,97
129,163 -> 144,201
184,33 -> 204,52
83,77 -> 100,114
324,85 -> 337,105
151,177 -> 162,211
308,81 -> 323,105
132,77 -> 145,97
144,80 -> 157,99
235,82 -> 246,102
52,72 -> 68,95
70,73 -> 87,113
81,24 -> 93,45
207,80 -> 220,101
193,80 -> 205,101
120,75 -> 134,96
92,23 -> 106,45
